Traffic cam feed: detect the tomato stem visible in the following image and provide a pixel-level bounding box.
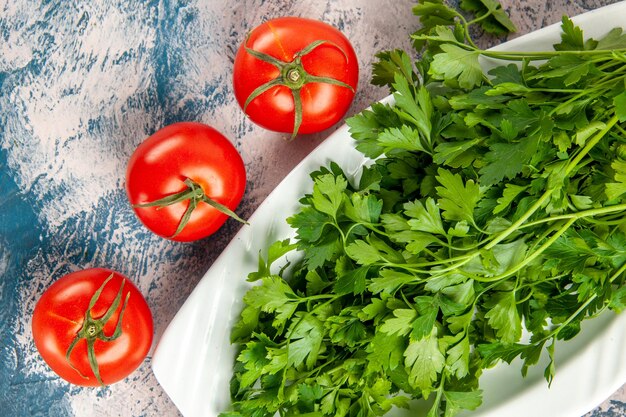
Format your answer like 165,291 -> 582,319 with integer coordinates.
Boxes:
287,68 -> 301,83
133,178 -> 248,238
243,39 -> 355,140
65,273 -> 130,386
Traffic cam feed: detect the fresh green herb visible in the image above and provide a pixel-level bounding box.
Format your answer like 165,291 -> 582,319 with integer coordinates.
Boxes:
222,2 -> 626,416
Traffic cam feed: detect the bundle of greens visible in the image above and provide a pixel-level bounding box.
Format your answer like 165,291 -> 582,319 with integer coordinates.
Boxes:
222,1 -> 626,416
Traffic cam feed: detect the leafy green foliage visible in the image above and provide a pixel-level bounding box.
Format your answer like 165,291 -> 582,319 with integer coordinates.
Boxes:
223,3 -> 626,417
429,45 -> 483,89
460,0 -> 517,34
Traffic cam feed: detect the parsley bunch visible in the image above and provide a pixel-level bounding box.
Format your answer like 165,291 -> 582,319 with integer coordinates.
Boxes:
222,1 -> 626,416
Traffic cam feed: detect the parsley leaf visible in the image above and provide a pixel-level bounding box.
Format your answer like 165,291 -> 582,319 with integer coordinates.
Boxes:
614,91 -> 626,123
479,136 -> 539,186
443,390 -> 483,417
435,168 -> 481,224
429,44 -> 484,89
405,198 -> 445,234
553,16 -> 596,51
286,313 -> 324,368
312,173 -> 347,218
404,329 -> 445,395
484,291 -> 522,343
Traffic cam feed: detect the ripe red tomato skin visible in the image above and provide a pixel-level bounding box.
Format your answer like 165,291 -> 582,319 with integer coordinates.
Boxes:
125,122 -> 247,242
32,268 -> 153,386
233,17 -> 359,135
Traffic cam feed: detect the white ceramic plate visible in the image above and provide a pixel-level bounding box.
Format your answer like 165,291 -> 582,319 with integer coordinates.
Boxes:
152,3 -> 626,417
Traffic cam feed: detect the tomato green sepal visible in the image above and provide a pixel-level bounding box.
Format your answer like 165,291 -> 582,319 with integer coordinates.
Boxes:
133,178 -> 248,238
65,273 -> 130,386
243,39 -> 356,140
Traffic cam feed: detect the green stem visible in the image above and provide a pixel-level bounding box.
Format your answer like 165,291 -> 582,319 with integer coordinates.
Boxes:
520,203 -> 626,229
466,10 -> 493,27
485,218 -> 577,283
134,178 -> 247,238
244,39 -> 354,139
480,48 -> 626,61
525,221 -> 563,255
614,123 -> 626,138
428,371 -> 447,416
65,273 -> 129,386
548,70 -> 626,115
363,221 -> 482,253
566,114 -> 620,175
485,189 -> 553,250
395,251 -> 476,269
516,273 -> 568,291
300,293 -> 336,302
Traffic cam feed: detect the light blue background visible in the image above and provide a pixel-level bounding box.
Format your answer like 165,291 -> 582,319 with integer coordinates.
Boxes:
1,0 -> 623,416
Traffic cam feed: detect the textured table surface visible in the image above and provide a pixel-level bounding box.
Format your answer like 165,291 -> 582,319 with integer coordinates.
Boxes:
1,0 -> 625,416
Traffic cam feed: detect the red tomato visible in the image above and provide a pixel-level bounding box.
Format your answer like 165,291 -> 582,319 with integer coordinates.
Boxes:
233,17 -> 359,137
126,122 -> 247,242
32,268 -> 153,386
